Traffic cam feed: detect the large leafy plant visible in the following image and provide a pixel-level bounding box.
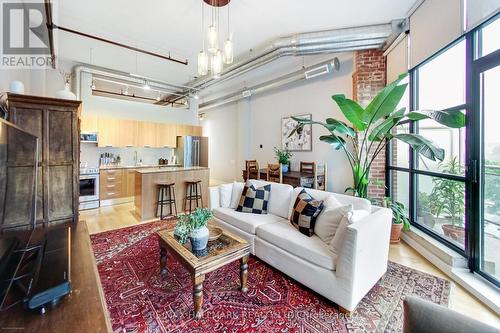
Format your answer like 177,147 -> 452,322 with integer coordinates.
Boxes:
291,73 -> 466,198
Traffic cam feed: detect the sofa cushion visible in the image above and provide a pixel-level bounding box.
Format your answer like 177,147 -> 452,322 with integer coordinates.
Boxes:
236,183 -> 271,214
290,189 -> 324,236
219,183 -> 233,208
288,187 -> 339,219
332,193 -> 371,212
315,204 -> 352,244
213,207 -> 284,234
256,221 -> 337,270
330,207 -> 370,253
230,182 -> 245,209
248,180 -> 293,219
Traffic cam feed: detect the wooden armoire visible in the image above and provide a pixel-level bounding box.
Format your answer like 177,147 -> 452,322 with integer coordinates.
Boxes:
1,93 -> 81,228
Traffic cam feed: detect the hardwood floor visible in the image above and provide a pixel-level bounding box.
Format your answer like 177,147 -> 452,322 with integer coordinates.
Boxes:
81,202 -> 500,328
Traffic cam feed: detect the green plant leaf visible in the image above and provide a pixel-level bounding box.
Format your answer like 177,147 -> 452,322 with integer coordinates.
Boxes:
368,107 -> 406,141
406,109 -> 466,128
325,118 -> 356,137
331,94 -> 367,131
395,133 -> 445,161
319,134 -> 345,150
364,73 -> 408,123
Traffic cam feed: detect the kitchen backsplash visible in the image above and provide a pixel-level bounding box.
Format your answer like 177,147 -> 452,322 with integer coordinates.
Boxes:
80,143 -> 175,167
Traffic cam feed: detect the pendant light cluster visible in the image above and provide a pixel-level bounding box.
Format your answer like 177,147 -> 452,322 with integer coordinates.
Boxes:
198,0 -> 233,78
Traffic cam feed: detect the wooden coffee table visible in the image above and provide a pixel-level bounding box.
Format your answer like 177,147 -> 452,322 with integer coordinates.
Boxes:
157,227 -> 250,319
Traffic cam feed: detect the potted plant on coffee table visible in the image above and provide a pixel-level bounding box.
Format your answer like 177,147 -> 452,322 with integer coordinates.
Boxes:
274,147 -> 293,173
428,157 -> 465,243
174,208 -> 213,255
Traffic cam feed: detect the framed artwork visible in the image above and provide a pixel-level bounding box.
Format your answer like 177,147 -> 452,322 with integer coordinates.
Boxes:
281,114 -> 312,151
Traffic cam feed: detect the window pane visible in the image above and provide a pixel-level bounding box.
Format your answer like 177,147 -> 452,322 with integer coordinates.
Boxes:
390,123 -> 410,168
481,65 -> 500,282
416,118 -> 466,176
390,170 -> 409,212
480,17 -> 500,58
416,174 -> 466,249
418,40 -> 466,110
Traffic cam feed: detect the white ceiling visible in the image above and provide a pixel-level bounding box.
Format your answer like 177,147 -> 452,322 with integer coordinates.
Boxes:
54,0 -> 417,86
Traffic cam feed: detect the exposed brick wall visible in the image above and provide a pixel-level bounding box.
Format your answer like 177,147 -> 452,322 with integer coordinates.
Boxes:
352,49 -> 387,199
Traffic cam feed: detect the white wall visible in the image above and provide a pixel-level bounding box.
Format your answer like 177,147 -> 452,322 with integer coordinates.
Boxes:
202,54 -> 354,194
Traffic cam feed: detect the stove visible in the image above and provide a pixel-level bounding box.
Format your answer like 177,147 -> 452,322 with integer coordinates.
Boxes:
79,167 -> 100,210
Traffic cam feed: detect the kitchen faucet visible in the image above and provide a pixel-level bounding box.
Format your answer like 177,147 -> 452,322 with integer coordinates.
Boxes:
133,151 -> 138,166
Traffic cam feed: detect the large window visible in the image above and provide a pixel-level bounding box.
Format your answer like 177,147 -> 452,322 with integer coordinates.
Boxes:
387,15 -> 500,287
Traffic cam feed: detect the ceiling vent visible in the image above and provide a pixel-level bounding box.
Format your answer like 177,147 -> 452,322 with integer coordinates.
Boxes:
304,64 -> 331,80
242,90 -> 253,98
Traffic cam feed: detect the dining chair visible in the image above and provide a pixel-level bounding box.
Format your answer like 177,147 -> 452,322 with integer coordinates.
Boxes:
267,163 -> 283,183
316,163 -> 328,190
245,160 -> 260,180
300,161 -> 316,174
300,161 -> 316,188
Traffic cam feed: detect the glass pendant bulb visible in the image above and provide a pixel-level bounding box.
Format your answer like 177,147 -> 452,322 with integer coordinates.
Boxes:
223,38 -> 234,64
198,50 -> 209,76
207,25 -> 218,54
211,49 -> 223,78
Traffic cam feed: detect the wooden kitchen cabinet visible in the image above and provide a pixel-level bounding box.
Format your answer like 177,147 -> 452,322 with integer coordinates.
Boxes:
125,169 -> 136,197
99,169 -> 125,200
97,117 -> 120,147
2,93 -> 81,229
81,115 -> 98,132
137,121 -> 158,147
157,123 -> 177,147
99,168 -> 136,205
118,119 -> 139,147
80,115 -> 204,148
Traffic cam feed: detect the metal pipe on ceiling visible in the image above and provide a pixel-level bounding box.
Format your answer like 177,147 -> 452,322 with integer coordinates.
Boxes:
165,21 -> 403,103
73,64 -> 197,102
198,57 -> 341,111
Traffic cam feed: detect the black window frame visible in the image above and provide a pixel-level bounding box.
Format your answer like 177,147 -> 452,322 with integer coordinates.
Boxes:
386,13 -> 500,288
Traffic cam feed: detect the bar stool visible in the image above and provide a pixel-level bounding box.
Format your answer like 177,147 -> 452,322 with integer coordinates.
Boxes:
184,180 -> 203,213
156,182 -> 177,219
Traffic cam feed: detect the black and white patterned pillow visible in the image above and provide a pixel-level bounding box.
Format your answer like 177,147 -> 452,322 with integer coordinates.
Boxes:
290,189 -> 324,236
236,183 -> 271,214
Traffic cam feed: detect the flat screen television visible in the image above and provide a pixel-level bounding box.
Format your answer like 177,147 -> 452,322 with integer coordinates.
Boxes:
0,118 -> 38,232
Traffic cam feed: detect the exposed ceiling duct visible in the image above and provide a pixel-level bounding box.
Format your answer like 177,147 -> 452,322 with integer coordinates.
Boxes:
73,64 -> 199,107
198,57 -> 340,111
163,21 -> 404,104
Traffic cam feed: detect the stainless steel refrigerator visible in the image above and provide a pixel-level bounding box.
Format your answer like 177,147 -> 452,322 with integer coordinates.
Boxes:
175,136 -> 208,167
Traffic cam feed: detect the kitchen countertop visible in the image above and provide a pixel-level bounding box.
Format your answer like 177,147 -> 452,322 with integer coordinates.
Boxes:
136,166 -> 209,174
99,164 -> 182,170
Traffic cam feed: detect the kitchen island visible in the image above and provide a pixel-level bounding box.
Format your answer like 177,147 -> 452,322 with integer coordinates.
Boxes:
134,166 -> 210,221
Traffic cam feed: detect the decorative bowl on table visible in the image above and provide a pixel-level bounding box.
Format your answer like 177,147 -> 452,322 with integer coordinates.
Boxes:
208,227 -> 223,242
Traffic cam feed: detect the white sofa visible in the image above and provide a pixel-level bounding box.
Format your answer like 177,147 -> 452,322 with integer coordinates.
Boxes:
209,180 -> 392,312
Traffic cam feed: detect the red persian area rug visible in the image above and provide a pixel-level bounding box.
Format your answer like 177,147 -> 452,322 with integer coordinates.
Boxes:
90,220 -> 451,333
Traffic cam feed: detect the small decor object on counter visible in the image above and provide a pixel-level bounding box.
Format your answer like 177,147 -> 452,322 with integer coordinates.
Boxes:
281,114 -> 312,151
55,71 -> 76,100
9,80 -> 25,94
173,208 -> 213,256
273,147 -> 293,173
